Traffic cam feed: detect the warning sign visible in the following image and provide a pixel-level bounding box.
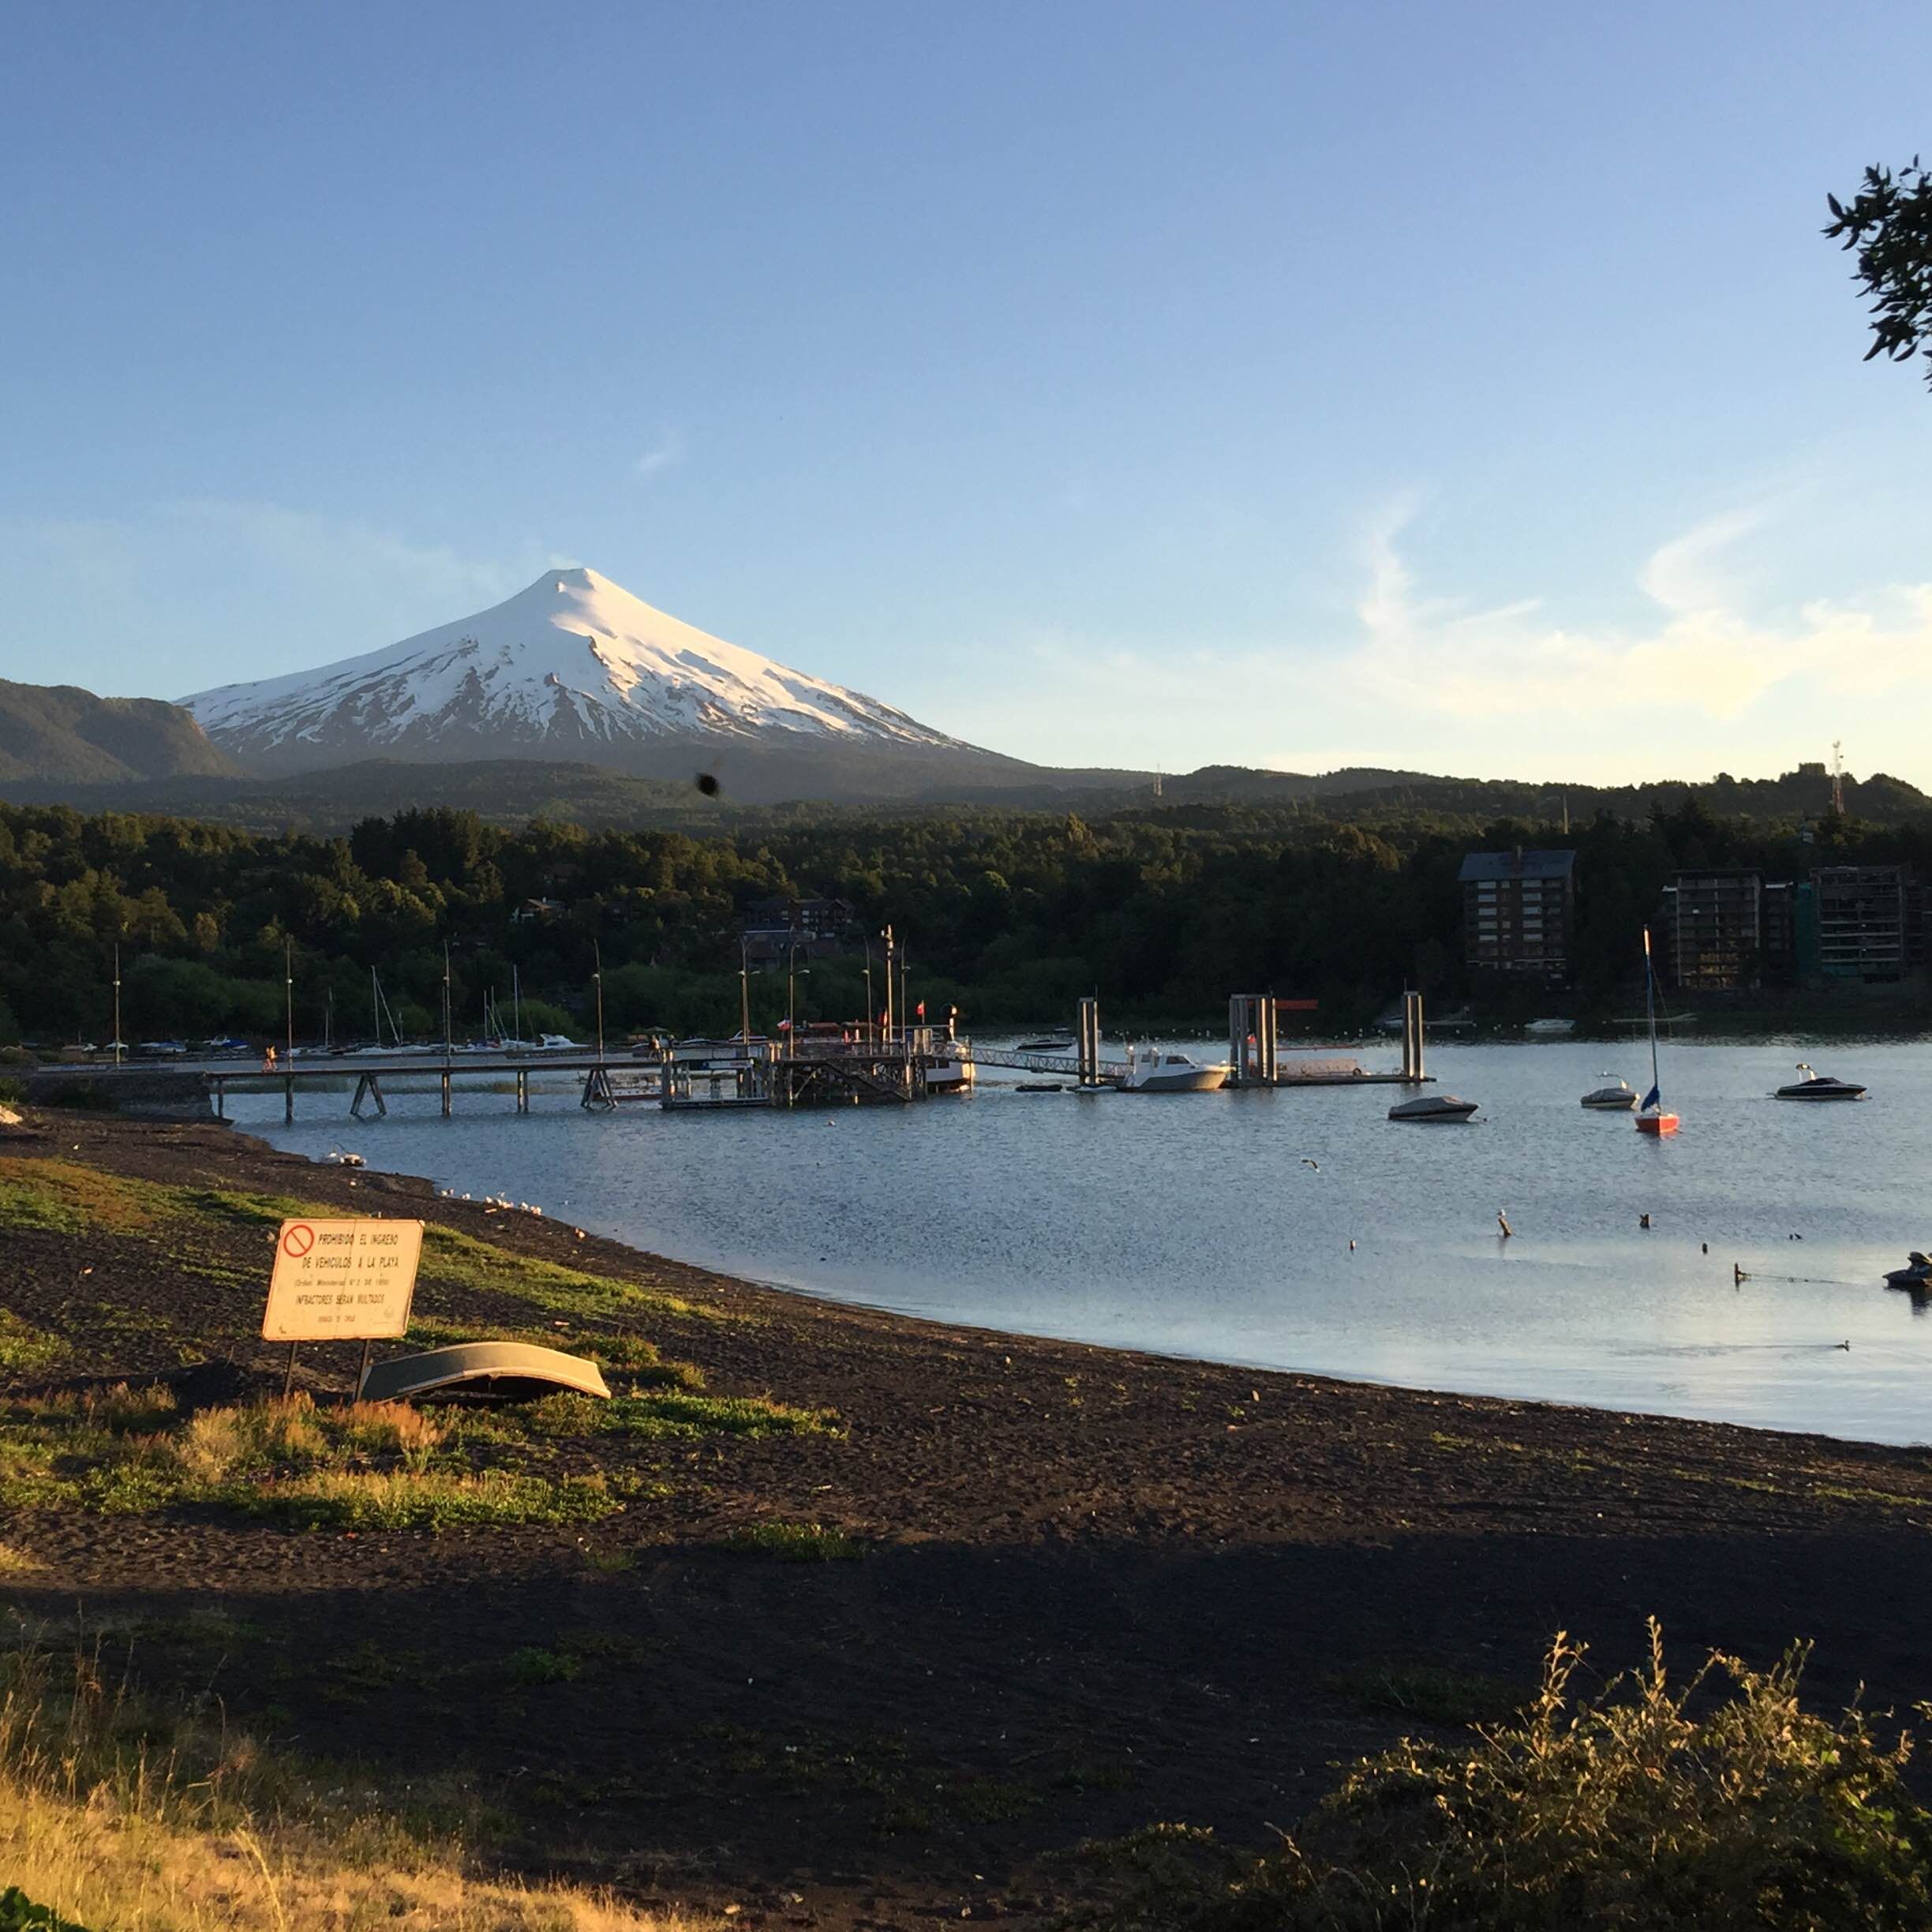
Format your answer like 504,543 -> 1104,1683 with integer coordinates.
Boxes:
262,1219 -> 423,1342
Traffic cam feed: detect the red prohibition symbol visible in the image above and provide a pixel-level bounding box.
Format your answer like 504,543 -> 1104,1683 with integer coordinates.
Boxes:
281,1223 -> 316,1260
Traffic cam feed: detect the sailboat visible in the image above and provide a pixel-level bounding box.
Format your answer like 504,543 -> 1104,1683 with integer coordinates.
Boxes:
1634,926 -> 1679,1136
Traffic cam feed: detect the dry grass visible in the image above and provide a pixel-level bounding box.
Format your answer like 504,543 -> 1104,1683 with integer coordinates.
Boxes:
0,1643 -> 705,1932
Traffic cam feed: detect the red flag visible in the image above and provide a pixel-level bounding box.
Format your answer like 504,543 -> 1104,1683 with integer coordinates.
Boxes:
916,1000 -> 926,1019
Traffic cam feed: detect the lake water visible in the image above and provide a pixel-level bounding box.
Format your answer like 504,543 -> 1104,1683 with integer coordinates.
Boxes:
227,1038 -> 1932,1446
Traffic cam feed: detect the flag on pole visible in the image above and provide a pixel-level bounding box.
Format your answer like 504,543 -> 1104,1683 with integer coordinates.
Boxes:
916,1000 -> 926,1019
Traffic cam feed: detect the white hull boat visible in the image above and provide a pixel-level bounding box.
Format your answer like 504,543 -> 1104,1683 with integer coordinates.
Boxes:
1389,1094 -> 1479,1123
1581,1076 -> 1638,1110
1118,1047 -> 1228,1093
1775,1064 -> 1866,1102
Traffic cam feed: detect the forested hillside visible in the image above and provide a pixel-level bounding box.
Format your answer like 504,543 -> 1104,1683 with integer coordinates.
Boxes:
3,792 -> 1929,1048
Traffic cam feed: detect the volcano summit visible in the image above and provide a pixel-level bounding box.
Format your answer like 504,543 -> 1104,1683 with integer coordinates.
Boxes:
179,567 -> 1044,800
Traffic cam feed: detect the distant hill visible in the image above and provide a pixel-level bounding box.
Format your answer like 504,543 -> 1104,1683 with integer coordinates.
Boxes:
0,680 -> 242,785
5,751 -> 1927,836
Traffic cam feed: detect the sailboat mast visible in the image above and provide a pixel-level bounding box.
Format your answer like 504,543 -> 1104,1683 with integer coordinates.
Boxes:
1642,926 -> 1661,1096
372,968 -> 380,1048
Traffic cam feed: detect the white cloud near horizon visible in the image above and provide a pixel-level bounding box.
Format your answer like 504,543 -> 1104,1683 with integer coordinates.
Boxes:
1347,497 -> 1932,723
924,495 -> 1932,782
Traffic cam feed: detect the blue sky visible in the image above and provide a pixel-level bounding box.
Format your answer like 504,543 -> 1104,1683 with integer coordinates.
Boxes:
3,1 -> 1930,784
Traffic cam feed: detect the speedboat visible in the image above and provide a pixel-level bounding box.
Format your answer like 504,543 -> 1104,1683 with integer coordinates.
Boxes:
1884,1252 -> 1932,1291
1017,1035 -> 1076,1055
1775,1064 -> 1866,1102
1526,1017 -> 1575,1037
1388,1094 -> 1479,1123
1581,1076 -> 1638,1110
1118,1046 -> 1228,1093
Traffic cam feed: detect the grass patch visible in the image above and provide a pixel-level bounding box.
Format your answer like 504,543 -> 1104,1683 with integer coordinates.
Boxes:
504,1646 -> 582,1687
525,1388 -> 838,1441
0,1641 -> 696,1930
0,1389 -> 618,1531
417,1226 -> 728,1324
0,1162 -> 164,1236
230,1468 -> 620,1531
0,1313 -> 64,1376
722,1520 -> 864,1562
1079,1622 -> 1932,1931
1327,1661 -> 1528,1728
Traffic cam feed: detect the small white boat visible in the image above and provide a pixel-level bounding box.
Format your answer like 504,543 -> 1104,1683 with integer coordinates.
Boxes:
1017,1035 -> 1076,1055
1389,1094 -> 1479,1123
1118,1046 -> 1228,1093
1526,1017 -> 1575,1037
1775,1063 -> 1866,1102
1581,1075 -> 1638,1110
926,1042 -> 976,1093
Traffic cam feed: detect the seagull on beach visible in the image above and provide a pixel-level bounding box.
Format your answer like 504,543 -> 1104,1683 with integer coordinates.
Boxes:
1497,1209 -> 1514,1239
1301,1158 -> 1320,1170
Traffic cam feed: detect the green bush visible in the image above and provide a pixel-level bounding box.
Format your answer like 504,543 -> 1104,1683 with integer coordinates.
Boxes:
0,1886 -> 93,1930
1080,1623 -> 1932,1931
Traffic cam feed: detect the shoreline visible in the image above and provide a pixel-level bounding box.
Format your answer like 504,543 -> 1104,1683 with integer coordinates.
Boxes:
8,1108 -> 1932,1924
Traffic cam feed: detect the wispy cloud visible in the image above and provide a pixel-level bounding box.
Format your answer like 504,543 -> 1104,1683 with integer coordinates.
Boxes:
1347,496 -> 1932,722
633,430 -> 687,480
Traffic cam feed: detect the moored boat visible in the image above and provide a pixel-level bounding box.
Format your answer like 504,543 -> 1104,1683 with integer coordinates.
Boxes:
1634,927 -> 1679,1136
1883,1251 -> 1932,1291
1581,1075 -> 1637,1110
1775,1064 -> 1866,1102
1118,1046 -> 1228,1093
1389,1094 -> 1479,1123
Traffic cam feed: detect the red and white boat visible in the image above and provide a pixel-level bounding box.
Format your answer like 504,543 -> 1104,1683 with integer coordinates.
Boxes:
1634,927 -> 1679,1136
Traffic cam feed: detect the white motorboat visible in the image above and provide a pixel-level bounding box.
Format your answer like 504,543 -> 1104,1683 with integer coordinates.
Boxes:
1389,1094 -> 1479,1123
1118,1046 -> 1228,1093
1775,1063 -> 1866,1102
1016,1035 -> 1076,1055
926,1042 -> 976,1093
1526,1017 -> 1575,1036
1581,1075 -> 1638,1110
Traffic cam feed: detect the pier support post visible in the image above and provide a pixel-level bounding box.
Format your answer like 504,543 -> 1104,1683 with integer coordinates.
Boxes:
1076,997 -> 1100,1088
441,1069 -> 452,1118
284,1076 -> 294,1125
1401,990 -> 1425,1081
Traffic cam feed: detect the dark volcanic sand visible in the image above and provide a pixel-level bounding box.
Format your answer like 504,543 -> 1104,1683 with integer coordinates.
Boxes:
4,1110 -> 1932,1926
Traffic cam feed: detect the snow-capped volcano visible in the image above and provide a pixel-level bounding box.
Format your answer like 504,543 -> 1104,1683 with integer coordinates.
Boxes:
179,567 -> 984,783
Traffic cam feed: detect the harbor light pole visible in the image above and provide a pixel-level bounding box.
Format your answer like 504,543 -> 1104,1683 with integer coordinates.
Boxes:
862,939 -> 874,1046
111,942 -> 122,1065
882,924 -> 894,1041
283,938 -> 294,1061
739,938 -> 752,1055
593,938 -> 605,1062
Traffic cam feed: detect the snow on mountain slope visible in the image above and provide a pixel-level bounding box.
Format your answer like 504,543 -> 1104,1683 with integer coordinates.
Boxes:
178,567 -> 973,771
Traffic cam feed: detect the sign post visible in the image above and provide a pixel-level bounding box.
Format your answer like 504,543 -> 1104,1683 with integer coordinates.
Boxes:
264,1219 -> 424,1397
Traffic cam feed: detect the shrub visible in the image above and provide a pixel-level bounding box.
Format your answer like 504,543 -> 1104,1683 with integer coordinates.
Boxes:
1079,1623 -> 1932,1931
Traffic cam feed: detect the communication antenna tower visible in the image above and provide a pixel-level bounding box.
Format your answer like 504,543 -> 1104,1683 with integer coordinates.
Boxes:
1153,769 -> 1163,799
1831,740 -> 1845,817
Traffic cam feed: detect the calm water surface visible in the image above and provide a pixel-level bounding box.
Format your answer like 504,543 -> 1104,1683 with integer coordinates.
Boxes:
230,1039 -> 1932,1445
